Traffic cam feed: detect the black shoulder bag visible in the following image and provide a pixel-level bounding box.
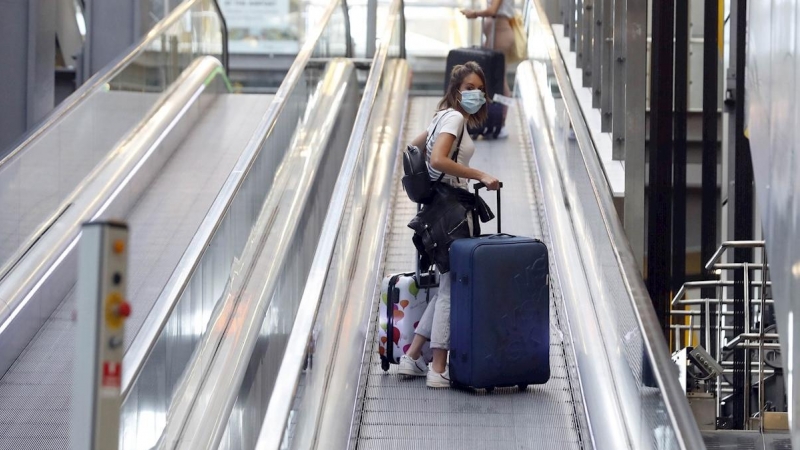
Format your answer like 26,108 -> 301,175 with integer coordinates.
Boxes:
402,113 -> 464,204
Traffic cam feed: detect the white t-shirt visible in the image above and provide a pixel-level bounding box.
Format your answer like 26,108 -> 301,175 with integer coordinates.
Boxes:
425,109 -> 475,189
491,0 -> 516,18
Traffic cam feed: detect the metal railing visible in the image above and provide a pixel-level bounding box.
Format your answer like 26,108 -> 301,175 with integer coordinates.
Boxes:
671,240 -> 775,431
255,0 -> 406,447
522,0 -> 704,447
0,0 -> 228,285
117,1 -> 354,448
549,0 -> 647,267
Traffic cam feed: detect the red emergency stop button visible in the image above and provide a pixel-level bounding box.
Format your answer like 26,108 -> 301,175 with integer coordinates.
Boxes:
105,293 -> 130,329
117,301 -> 131,318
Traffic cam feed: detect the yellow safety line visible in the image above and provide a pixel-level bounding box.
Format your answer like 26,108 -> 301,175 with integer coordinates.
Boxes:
718,0 -> 724,53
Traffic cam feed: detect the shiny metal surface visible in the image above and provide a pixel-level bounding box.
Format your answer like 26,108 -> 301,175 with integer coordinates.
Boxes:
218,61 -> 359,450
0,0 -> 226,277
116,93 -> 273,450
306,67 -> 397,450
274,5 -> 407,448
519,5 -> 704,443
0,68 -> 270,450
0,56 -> 226,381
255,0 -> 406,445
548,0 -> 647,265
122,0 -> 354,426
517,60 -> 628,450
546,19 -> 704,450
256,45 -> 408,447
158,59 -> 357,450
252,52 -> 404,450
746,1 -> 800,445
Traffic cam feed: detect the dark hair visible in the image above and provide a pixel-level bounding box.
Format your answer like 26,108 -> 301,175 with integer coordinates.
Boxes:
438,61 -> 489,128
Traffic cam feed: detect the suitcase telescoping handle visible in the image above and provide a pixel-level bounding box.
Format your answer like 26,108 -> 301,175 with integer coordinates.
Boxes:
474,181 -> 503,233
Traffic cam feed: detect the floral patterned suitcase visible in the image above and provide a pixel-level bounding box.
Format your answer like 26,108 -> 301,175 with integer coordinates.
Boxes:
379,273 -> 436,370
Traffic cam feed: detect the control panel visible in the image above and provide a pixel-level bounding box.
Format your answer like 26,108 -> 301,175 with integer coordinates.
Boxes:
71,221 -> 130,450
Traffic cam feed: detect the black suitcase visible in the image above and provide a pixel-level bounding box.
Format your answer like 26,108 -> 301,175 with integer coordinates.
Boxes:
445,19 -> 506,139
444,47 -> 505,100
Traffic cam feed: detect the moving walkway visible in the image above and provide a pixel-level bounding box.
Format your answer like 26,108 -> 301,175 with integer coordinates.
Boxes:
0,0 -> 706,448
0,1 -> 357,448
154,1 -> 705,449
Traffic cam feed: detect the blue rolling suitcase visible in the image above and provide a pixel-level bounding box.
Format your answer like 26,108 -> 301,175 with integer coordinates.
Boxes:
449,183 -> 551,391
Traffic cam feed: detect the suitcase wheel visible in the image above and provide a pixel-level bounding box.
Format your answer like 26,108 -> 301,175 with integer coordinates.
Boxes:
518,384 -> 528,392
380,359 -> 390,372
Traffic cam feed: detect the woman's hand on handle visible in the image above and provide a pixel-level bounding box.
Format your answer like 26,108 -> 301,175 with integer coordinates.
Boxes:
479,174 -> 500,190
460,9 -> 478,19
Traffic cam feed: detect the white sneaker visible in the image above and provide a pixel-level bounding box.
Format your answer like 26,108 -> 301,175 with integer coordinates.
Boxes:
497,127 -> 509,139
398,355 -> 428,377
426,366 -> 451,388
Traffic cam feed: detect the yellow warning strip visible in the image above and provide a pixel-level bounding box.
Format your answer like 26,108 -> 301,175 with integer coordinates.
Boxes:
718,0 -> 724,53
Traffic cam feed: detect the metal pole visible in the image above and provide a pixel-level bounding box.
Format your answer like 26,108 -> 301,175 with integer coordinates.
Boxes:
611,0 -> 625,156
591,0 -> 603,107
673,0 -> 689,312
705,298 -> 711,358
366,0 -> 377,57
758,309 -> 766,430
743,263 -> 751,427
717,283 -> 723,419
581,0 -> 594,86
600,0 -> 612,131
728,0 -> 752,430
758,252 -> 768,430
569,0 -> 577,50
576,0 -> 584,63
701,0 -> 720,330
622,0 -> 646,268
646,0 -> 674,336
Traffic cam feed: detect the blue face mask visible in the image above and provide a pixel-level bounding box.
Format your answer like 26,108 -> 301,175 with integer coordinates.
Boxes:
459,89 -> 486,114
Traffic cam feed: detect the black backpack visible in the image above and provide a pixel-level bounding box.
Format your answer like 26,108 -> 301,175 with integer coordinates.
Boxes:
402,113 -> 463,204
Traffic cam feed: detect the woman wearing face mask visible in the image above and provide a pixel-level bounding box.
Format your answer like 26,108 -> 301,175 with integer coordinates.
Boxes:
399,62 -> 501,388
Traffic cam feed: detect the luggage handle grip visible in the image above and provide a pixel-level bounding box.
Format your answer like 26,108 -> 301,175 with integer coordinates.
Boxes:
473,182 -> 503,190
474,182 -> 502,233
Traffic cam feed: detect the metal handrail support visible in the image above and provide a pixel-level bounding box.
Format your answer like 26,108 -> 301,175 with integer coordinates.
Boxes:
705,240 -> 766,271
670,239 -> 773,429
724,333 -> 780,350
